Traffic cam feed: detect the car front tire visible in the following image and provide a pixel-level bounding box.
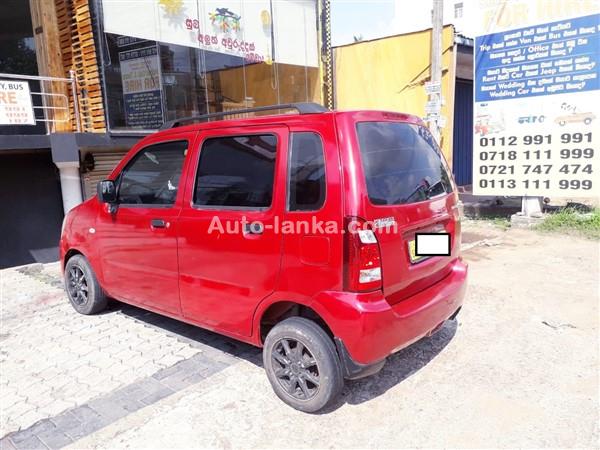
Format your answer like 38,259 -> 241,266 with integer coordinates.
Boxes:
263,317 -> 344,413
64,254 -> 108,315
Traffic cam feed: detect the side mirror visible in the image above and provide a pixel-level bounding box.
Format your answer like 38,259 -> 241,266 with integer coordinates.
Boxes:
97,180 -> 117,204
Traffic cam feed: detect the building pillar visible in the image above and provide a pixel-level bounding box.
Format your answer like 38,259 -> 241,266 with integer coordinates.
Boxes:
50,133 -> 84,214
55,161 -> 83,213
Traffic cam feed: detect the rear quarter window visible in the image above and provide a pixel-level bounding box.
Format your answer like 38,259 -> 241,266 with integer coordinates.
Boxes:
287,132 -> 326,211
356,122 -> 453,205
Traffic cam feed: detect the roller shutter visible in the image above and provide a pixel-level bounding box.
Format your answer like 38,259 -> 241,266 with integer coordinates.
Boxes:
452,79 -> 474,186
82,150 -> 129,199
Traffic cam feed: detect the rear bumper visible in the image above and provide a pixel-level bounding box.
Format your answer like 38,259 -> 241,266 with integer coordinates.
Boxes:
314,258 -> 467,366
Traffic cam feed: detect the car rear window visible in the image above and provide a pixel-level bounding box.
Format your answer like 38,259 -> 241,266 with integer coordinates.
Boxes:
356,122 -> 453,205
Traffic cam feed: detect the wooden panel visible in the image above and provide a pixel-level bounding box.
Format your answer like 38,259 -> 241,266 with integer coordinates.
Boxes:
29,0 -> 70,132
55,0 -> 107,133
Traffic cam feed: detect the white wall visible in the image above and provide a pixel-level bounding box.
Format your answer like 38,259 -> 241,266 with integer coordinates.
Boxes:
392,0 -> 477,37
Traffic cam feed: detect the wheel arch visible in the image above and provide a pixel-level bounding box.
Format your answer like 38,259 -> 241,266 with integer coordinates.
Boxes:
62,247 -> 108,295
63,248 -> 84,268
253,297 -> 336,346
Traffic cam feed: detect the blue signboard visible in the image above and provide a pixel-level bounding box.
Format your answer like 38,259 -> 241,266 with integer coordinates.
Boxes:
475,14 -> 600,102
473,8 -> 600,198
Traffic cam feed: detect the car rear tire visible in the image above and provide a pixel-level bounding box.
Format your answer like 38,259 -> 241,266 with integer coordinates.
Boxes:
64,254 -> 108,315
263,317 -> 343,413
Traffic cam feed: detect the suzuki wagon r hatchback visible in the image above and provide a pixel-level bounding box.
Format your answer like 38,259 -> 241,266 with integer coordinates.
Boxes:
60,103 -> 467,412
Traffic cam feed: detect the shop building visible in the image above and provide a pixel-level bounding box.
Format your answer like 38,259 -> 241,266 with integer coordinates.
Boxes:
0,0 -> 329,268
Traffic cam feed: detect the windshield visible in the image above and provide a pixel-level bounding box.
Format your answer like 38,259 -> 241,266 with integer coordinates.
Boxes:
356,122 -> 453,205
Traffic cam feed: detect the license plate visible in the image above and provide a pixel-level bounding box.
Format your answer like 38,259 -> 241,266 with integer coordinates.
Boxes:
408,239 -> 428,263
408,233 -> 451,263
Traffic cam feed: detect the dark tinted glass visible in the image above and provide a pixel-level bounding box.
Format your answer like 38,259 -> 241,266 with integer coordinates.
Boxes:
288,132 -> 326,211
356,122 -> 453,205
194,135 -> 277,208
118,141 -> 187,205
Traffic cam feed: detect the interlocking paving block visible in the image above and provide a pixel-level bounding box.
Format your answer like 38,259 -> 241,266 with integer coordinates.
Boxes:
9,434 -> 46,450
0,437 -> 18,450
2,263 -> 252,447
1,267 -> 205,435
36,430 -> 72,450
3,348 -> 239,448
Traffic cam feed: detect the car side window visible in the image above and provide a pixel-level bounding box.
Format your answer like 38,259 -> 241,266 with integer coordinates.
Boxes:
194,134 -> 277,208
287,132 -> 326,211
118,140 -> 187,206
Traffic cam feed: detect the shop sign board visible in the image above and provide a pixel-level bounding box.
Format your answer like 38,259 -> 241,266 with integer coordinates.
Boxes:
119,46 -> 165,129
425,99 -> 442,114
0,80 -> 35,125
425,113 -> 446,129
425,81 -> 441,95
437,115 -> 447,128
103,0 -> 318,67
473,2 -> 600,197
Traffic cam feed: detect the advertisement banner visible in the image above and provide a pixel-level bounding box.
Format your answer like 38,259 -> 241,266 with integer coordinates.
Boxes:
102,0 -> 318,67
473,1 -> 600,197
119,46 -> 165,129
0,80 -> 35,126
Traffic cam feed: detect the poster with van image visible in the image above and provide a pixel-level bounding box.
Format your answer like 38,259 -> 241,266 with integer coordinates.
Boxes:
473,1 -> 600,197
119,45 -> 165,129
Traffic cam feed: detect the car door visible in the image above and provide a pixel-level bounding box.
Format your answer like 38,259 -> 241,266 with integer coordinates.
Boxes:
96,135 -> 193,314
277,128 -> 344,298
178,126 -> 287,337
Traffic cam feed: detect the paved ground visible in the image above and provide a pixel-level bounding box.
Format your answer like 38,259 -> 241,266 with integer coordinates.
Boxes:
0,265 -> 255,449
1,223 -> 598,449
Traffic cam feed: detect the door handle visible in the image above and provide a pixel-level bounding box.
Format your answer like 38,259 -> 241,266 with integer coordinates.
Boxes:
151,219 -> 167,229
243,222 -> 264,235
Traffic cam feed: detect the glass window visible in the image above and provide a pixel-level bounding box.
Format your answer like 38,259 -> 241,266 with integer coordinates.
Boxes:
288,132 -> 325,211
0,0 -> 46,135
454,2 -> 464,19
95,0 -> 322,132
194,135 -> 277,208
118,141 -> 187,205
356,122 -> 453,206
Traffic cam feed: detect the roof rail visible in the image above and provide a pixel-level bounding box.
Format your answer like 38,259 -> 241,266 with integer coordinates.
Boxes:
160,102 -> 328,130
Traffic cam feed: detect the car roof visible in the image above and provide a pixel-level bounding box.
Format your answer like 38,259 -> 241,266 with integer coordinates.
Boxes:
156,109 -> 424,139
158,110 -> 334,136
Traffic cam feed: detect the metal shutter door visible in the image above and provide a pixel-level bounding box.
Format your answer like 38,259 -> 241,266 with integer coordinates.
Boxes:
452,79 -> 474,186
82,150 -> 129,199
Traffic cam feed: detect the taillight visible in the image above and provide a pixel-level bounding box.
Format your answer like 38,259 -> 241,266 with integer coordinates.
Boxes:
345,217 -> 383,292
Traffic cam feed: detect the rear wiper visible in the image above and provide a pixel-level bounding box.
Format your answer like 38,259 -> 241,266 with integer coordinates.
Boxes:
425,180 -> 444,198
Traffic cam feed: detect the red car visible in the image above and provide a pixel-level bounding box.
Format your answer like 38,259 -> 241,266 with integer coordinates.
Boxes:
60,103 -> 467,412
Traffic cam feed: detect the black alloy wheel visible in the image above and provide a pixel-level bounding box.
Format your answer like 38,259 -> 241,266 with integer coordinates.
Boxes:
263,317 -> 344,412
67,265 -> 88,306
271,338 -> 320,400
64,254 -> 107,315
